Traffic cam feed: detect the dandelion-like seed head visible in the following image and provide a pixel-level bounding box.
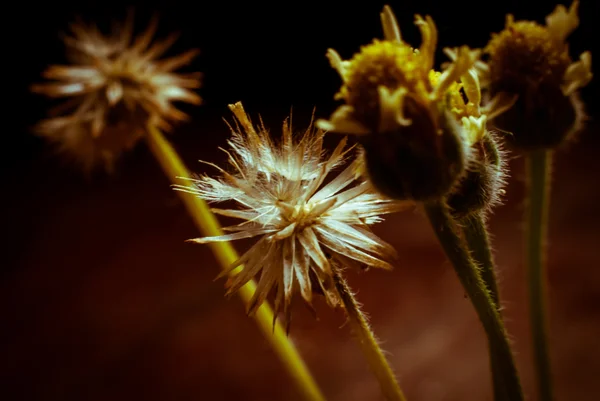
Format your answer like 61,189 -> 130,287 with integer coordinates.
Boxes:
179,102 -> 408,327
31,13 -> 202,171
481,0 -> 592,150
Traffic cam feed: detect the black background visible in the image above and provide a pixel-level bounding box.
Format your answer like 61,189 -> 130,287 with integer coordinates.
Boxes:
8,0 -> 599,162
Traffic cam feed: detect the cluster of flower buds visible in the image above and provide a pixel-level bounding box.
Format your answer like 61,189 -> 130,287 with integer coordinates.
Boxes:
317,7 -> 495,218
318,2 -> 591,217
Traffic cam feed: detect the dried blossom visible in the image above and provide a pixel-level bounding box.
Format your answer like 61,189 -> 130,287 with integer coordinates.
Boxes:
31,13 -> 202,171
178,102 -> 407,325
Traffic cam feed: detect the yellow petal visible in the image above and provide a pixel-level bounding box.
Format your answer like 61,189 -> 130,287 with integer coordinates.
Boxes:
414,15 -> 437,73
316,106 -> 370,135
378,86 -> 412,132
326,49 -> 349,79
461,115 -> 487,145
380,5 -> 402,43
482,92 -> 519,121
562,51 -> 593,96
433,46 -> 479,101
546,0 -> 580,42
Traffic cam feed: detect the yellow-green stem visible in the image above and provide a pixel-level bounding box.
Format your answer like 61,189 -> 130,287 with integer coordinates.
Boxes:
145,123 -> 326,401
425,201 -> 523,401
332,269 -> 407,401
526,149 -> 554,401
461,212 -> 504,400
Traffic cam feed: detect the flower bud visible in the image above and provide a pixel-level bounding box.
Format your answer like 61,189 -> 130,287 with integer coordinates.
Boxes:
317,6 -> 481,202
482,1 -> 592,150
447,132 -> 506,218
360,100 -> 469,201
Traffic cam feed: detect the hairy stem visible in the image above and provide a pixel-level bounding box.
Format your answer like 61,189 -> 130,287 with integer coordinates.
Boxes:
461,212 -> 504,400
332,269 -> 407,401
462,213 -> 500,306
526,149 -> 554,401
425,201 -> 523,401
145,123 -> 326,401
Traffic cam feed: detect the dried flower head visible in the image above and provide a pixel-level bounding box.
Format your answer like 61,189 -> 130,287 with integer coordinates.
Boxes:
481,0 -> 592,150
178,102 -> 407,325
31,13 -> 202,171
317,5 -> 488,202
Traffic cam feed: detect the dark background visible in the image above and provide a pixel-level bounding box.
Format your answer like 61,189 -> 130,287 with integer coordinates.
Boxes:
3,1 -> 599,400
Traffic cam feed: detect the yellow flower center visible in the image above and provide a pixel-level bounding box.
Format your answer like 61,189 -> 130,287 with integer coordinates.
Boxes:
429,70 -> 477,120
485,18 -> 571,92
291,202 -> 311,220
338,40 -> 430,130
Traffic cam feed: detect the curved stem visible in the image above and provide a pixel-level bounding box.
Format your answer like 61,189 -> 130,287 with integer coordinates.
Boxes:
425,201 -> 523,401
332,269 -> 407,401
145,124 -> 326,401
461,212 -> 504,400
526,149 -> 554,401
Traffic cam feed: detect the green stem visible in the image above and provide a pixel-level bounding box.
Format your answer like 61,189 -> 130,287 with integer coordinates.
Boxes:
332,269 -> 407,401
145,123 -> 327,401
461,212 -> 504,400
425,201 -> 523,401
461,213 -> 500,309
526,149 -> 554,401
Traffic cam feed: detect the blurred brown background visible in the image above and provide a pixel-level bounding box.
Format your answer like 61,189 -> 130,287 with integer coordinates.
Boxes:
2,1 -> 600,400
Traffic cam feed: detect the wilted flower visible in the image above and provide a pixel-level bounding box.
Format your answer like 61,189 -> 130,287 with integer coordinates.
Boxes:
317,5 -> 488,201
481,0 -> 592,150
179,102 -> 407,326
31,13 -> 202,171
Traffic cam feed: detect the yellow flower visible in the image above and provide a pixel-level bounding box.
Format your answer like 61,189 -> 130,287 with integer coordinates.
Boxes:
428,67 -> 487,146
317,5 -> 481,137
435,52 -> 508,217
179,102 -> 407,325
484,1 -> 591,96
481,0 -> 592,149
318,5 -> 491,201
31,14 -> 202,172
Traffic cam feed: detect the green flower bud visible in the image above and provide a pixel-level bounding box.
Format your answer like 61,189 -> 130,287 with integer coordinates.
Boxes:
448,133 -> 506,218
360,101 -> 469,201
